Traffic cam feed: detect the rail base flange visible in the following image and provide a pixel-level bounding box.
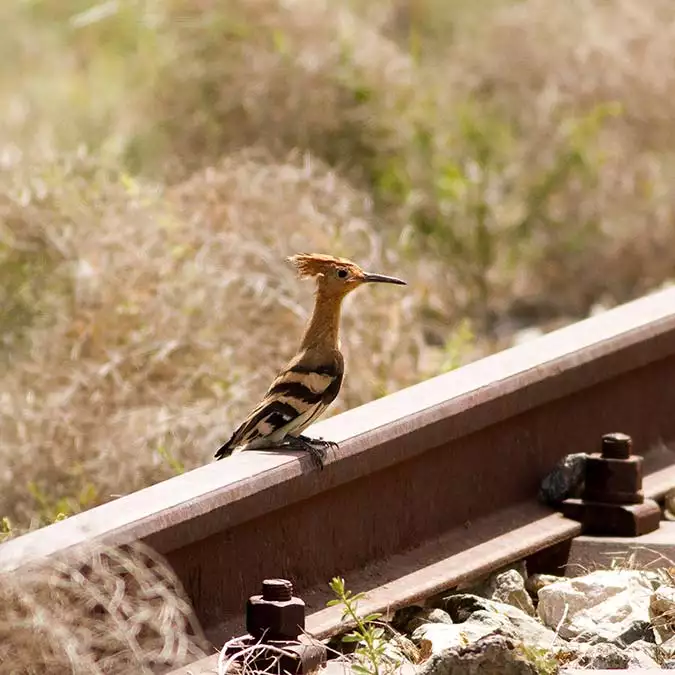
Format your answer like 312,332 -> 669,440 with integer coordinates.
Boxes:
223,635 -> 326,675
560,497 -> 661,537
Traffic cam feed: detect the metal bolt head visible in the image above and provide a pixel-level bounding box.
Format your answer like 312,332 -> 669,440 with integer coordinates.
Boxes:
262,578 -> 293,602
246,578 -> 305,641
601,432 -> 632,460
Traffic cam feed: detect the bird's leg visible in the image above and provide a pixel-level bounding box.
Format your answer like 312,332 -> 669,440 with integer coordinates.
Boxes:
296,434 -> 339,452
241,437 -> 336,469
285,435 -> 336,469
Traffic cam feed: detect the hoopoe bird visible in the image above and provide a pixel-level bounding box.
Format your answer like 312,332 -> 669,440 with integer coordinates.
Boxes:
215,253 -> 406,469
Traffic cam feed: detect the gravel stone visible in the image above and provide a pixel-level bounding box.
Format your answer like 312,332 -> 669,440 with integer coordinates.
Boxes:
538,452 -> 587,505
418,634 -> 538,675
568,642 -> 630,669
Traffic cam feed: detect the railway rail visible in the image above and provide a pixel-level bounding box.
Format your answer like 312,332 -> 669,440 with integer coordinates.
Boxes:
3,285 -> 675,675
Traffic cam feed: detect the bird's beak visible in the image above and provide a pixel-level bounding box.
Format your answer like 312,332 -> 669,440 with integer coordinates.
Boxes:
363,272 -> 407,286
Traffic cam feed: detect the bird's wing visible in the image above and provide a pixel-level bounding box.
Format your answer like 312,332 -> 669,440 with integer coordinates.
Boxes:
215,354 -> 343,459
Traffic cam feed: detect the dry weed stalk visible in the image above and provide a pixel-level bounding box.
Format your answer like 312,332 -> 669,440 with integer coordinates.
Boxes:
0,541 -> 208,674
3,0 -> 675,540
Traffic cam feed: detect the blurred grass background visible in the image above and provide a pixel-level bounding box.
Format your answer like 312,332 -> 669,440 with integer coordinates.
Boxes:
2,0 -> 675,533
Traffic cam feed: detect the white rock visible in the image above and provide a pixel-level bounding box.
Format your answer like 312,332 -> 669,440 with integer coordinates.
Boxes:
383,633 -> 421,666
413,599 -> 558,656
661,633 -> 675,659
489,569 -> 535,616
418,634 -> 539,675
537,570 -> 653,642
525,574 -> 564,597
396,606 -> 453,634
567,642 -> 630,669
650,584 -> 675,642
412,621 -> 493,654
625,640 -> 661,669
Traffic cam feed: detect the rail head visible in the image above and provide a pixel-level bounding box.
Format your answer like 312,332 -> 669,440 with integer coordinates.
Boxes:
2,284 -> 675,572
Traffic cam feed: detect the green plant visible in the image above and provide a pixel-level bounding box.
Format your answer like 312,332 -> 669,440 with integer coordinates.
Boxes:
327,576 -> 395,675
401,99 -> 622,330
517,643 -> 559,675
157,443 -> 186,475
27,481 -> 99,527
439,318 -> 475,372
0,224 -> 64,356
0,517 -> 12,542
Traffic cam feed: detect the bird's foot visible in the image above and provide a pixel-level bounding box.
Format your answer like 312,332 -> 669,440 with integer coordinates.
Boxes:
296,434 -> 339,451
287,435 -> 339,470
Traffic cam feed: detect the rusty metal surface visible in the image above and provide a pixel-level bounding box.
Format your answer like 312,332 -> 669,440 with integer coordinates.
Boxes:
640,462 -> 675,498
168,470 -> 674,675
168,502 -> 581,675
222,636 -> 326,675
561,498 -> 662,536
246,579 -> 306,641
148,349 -> 675,642
303,503 -> 580,635
561,431 -> 662,536
2,287 -> 675,659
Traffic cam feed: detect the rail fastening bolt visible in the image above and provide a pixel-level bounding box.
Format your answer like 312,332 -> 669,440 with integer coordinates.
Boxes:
583,432 -> 643,505
601,432 -> 632,460
262,578 -> 293,602
246,578 -> 306,641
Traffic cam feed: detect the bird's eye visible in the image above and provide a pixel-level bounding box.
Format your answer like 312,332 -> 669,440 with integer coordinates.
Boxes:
336,268 -> 348,279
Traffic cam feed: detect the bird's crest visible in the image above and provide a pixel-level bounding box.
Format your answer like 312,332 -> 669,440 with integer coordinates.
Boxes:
287,253 -> 360,279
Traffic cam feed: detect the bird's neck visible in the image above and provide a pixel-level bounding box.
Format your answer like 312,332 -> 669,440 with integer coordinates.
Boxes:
300,290 -> 344,351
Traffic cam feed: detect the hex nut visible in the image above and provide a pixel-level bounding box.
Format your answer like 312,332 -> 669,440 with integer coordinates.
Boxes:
246,594 -> 306,640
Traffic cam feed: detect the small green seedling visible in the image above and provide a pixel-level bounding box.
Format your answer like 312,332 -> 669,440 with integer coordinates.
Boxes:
327,576 -> 391,675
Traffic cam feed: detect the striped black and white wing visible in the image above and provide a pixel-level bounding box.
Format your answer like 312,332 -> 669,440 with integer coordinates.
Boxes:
214,354 -> 343,459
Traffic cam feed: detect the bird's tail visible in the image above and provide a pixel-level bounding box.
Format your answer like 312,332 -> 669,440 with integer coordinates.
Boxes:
214,434 -> 236,460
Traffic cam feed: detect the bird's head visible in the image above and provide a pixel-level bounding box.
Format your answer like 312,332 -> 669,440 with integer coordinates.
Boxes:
287,253 -> 406,298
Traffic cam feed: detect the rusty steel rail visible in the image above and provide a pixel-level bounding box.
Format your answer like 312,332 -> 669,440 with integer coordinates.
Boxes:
2,286 -> 675,665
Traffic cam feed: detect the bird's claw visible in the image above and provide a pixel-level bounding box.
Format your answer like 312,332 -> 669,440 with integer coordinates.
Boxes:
297,434 -> 339,451
306,443 -> 327,470
288,435 -> 339,470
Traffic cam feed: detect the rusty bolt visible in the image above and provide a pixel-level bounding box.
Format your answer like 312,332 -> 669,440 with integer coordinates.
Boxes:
601,432 -> 632,459
561,432 -> 660,537
262,578 -> 293,601
246,578 -> 306,641
583,432 -> 644,505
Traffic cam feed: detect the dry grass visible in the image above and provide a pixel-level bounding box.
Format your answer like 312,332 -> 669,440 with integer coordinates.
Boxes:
0,146 -> 459,528
1,0 -> 675,565
129,0 -> 416,183
127,0 -> 675,329
0,541 -> 208,674
451,0 -> 675,314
